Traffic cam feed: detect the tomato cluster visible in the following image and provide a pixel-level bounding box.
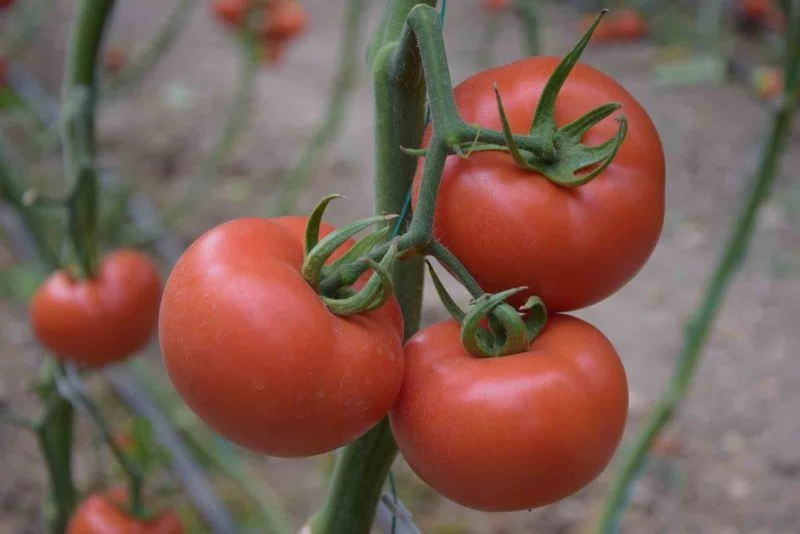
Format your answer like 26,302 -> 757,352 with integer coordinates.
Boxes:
212,0 -> 308,64
67,490 -> 182,534
155,8 -> 663,514
29,250 -> 162,368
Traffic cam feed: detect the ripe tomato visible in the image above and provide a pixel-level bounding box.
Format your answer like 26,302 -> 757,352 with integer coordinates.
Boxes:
262,1 -> 308,40
412,57 -> 665,312
390,315 -> 628,511
737,0 -> 785,31
480,0 -> 511,12
212,0 -> 248,27
159,217 -> 405,457
67,491 -> 182,534
30,250 -> 161,367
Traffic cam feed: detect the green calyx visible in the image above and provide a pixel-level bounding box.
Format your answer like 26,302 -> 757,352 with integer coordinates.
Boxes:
437,9 -> 627,187
427,262 -> 548,358
302,195 -> 399,316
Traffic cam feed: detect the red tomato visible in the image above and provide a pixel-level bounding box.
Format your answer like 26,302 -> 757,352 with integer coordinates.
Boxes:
29,250 -> 161,367
480,0 -> 511,12
0,0 -> 14,9
390,315 -> 628,511
412,57 -> 665,312
67,491 -> 182,534
212,0 -> 249,27
737,0 -> 785,30
159,217 -> 405,457
104,47 -> 126,75
583,9 -> 648,43
262,1 -> 308,40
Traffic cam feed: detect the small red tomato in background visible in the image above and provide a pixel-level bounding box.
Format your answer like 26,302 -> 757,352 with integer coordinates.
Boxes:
262,1 -> 308,41
581,8 -> 648,43
412,57 -> 665,312
0,0 -> 15,10
159,217 -> 405,457
391,315 -> 628,511
736,0 -> 785,32
479,0 -> 511,13
212,0 -> 249,28
104,47 -> 126,75
67,490 -> 183,534
29,250 -> 161,368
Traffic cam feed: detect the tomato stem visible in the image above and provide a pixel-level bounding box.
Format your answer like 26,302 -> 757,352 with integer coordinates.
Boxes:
55,365 -> 147,519
61,0 -> 118,279
595,4 -> 800,532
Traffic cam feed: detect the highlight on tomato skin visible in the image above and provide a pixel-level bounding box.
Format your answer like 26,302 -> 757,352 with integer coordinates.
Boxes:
390,314 -> 629,512
28,249 -> 162,368
412,56 -> 665,313
158,216 -> 405,458
66,490 -> 183,534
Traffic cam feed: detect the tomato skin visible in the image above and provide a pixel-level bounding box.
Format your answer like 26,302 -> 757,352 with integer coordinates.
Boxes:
29,250 -> 161,367
412,57 -> 665,312
159,217 -> 404,457
67,492 -> 182,534
390,315 -> 628,511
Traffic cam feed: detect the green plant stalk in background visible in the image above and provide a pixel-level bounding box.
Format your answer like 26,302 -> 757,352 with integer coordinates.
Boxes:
273,0 -> 369,215
104,0 -> 198,98
595,3 -> 800,532
306,1 -> 435,533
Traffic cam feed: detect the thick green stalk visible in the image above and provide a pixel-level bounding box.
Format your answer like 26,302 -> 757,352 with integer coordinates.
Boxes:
35,363 -> 77,534
272,0 -> 368,215
308,2 -> 434,533
595,4 -> 800,532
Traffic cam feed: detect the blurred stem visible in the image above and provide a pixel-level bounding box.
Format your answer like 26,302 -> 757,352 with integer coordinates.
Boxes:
56,366 -> 146,518
0,0 -> 49,59
0,131 -> 60,268
103,0 -> 198,99
595,4 -> 800,532
35,362 -> 77,534
61,0 -> 117,278
307,2 -> 434,534
515,0 -> 540,57
151,29 -> 259,228
272,0 -> 368,215
475,12 -> 501,69
695,0 -> 726,53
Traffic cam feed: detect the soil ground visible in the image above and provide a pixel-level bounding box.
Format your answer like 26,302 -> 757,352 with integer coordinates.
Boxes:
1,1 -> 799,533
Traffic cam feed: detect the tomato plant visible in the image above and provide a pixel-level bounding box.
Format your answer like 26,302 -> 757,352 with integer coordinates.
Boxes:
413,56 -> 665,312
159,216 -> 405,457
390,314 -> 628,511
67,490 -> 183,534
29,250 -> 161,367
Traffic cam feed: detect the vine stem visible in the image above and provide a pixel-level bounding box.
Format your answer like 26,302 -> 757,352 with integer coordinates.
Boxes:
56,366 -> 146,518
271,0 -> 368,215
305,2 -> 435,533
595,3 -> 800,532
103,0 -> 198,99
